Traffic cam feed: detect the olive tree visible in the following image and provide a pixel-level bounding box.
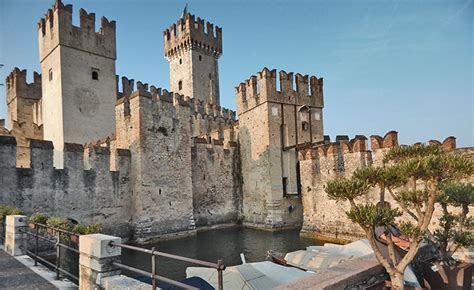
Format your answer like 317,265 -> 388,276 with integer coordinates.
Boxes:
325,144 -> 473,289
433,182 -> 473,263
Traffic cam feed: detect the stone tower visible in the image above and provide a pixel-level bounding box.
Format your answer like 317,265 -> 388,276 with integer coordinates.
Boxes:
164,13 -> 222,105
236,68 -> 324,229
6,68 -> 43,167
38,0 -> 117,167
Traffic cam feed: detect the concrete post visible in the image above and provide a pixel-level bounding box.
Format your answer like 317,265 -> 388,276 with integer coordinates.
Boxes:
5,215 -> 27,256
79,234 -> 121,290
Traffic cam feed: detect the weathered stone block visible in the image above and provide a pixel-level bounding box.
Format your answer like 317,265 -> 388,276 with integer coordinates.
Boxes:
79,234 -> 121,259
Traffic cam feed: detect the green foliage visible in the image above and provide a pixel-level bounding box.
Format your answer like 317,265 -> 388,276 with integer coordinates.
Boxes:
29,212 -> 49,224
398,221 -> 424,240
85,224 -> 102,234
73,224 -> 87,235
72,223 -> 102,235
353,166 -> 407,189
346,204 -> 402,229
383,144 -> 444,164
47,217 -> 74,232
432,182 -> 474,259
393,189 -> 429,209
0,205 -> 24,216
325,178 -> 369,201
439,182 -> 474,207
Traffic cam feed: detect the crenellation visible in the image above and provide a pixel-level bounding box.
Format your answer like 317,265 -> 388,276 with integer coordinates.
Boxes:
279,71 -> 295,98
442,136 -> 456,150
6,68 -> 42,103
79,8 -> 95,32
87,145 -> 111,172
63,143 -> 84,171
39,0 -> 116,61
164,14 -> 222,58
29,139 -> 54,171
236,68 -> 324,115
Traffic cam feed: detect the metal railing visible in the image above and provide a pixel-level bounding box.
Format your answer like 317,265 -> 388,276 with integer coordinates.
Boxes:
20,222 -> 80,284
109,241 -> 226,290
0,217 -> 5,245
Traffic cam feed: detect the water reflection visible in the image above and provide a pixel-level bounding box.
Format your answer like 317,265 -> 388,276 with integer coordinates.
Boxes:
121,227 -> 322,280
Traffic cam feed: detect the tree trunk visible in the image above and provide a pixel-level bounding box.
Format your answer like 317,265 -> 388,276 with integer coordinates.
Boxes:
389,271 -> 405,290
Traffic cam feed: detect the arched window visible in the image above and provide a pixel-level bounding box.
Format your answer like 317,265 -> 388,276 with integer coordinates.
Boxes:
179,58 -> 182,64
49,69 -> 53,81
178,81 -> 183,90
92,71 -> 99,80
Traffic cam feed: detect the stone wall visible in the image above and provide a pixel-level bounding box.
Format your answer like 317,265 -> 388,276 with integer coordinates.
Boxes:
298,131 -> 473,242
5,68 -> 43,168
0,136 -> 132,237
113,83 -> 238,242
236,68 -> 324,230
191,138 -> 241,227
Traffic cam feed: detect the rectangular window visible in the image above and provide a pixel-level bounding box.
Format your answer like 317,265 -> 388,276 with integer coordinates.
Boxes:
91,68 -> 99,80
282,177 -> 288,196
48,69 -> 53,81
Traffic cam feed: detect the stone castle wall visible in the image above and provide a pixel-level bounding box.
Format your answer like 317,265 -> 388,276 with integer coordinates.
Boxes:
112,82 -> 238,241
236,68 -> 324,230
0,136 -> 133,238
298,131 -> 472,242
192,138 -> 241,227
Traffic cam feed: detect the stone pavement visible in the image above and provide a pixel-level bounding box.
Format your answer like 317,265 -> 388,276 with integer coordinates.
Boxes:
0,250 -> 57,290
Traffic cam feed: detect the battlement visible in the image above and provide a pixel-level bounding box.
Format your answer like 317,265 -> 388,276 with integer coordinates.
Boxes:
38,0 -> 116,61
163,14 -> 222,58
298,131 -> 458,161
6,68 -> 42,104
0,135 -> 129,173
236,68 -> 323,114
116,76 -> 236,122
192,125 -> 238,148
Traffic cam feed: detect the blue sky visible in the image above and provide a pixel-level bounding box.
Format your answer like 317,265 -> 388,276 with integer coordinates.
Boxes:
0,0 -> 472,146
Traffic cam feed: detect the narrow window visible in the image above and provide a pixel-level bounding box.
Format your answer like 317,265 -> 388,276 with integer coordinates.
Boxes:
179,58 -> 182,64
208,73 -> 212,79
92,70 -> 99,80
49,69 -> 53,81
199,55 -> 202,61
178,80 -> 183,90
302,121 -> 309,131
282,177 -> 288,196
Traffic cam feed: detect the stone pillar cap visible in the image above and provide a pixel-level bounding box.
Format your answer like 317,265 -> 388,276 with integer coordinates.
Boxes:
5,215 -> 27,227
79,234 -> 121,258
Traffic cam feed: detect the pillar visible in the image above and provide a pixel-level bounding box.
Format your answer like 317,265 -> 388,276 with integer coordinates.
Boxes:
79,234 -> 121,290
5,215 -> 27,256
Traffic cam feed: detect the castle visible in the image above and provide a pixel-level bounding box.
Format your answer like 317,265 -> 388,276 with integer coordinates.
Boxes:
1,1 -> 471,242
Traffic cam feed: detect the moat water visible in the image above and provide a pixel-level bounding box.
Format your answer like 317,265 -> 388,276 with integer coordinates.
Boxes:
121,227 -> 323,281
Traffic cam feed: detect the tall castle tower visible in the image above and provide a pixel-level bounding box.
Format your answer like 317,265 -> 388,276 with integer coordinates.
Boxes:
236,68 -> 324,229
38,0 -> 117,167
163,13 -> 222,105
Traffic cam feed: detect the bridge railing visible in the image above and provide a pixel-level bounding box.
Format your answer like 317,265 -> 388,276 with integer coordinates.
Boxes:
109,241 -> 226,290
19,222 -> 80,284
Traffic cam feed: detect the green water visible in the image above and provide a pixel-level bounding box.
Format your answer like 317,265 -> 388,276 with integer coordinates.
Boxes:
121,227 -> 322,281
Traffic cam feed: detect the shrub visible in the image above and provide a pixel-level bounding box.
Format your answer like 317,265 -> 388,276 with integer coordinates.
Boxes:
47,217 -> 74,232
29,212 -> 49,225
73,224 -> 87,235
0,205 -> 24,217
85,224 -> 102,234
